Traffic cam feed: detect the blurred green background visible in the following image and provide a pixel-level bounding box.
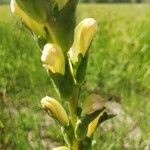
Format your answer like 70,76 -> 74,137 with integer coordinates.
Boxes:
0,2 -> 150,150
0,0 -> 150,4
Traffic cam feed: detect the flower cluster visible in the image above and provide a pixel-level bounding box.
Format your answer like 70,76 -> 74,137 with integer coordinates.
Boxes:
11,1 -> 115,149
11,0 -> 97,99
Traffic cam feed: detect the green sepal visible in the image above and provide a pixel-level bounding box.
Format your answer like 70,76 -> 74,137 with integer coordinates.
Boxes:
68,52 -> 88,85
61,124 -> 74,148
75,107 -> 105,140
16,0 -> 47,23
68,48 -> 89,85
76,52 -> 89,84
49,62 -> 74,99
87,111 -> 116,138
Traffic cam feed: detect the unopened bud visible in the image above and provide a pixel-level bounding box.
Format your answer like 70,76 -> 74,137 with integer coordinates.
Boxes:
10,0 -> 46,37
87,114 -> 101,137
82,94 -> 104,115
68,18 -> 97,64
41,96 -> 69,126
41,43 -> 65,75
15,0 -> 47,23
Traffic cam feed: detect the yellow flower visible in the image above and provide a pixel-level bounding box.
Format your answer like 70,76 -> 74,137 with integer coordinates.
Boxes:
14,0 -> 47,23
82,94 -> 105,137
41,43 -> 65,75
41,96 -> 69,126
68,18 -> 98,64
87,114 -> 101,137
10,0 -> 46,37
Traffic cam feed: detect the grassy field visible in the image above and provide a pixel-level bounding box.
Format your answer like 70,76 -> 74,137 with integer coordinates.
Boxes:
0,4 -> 150,149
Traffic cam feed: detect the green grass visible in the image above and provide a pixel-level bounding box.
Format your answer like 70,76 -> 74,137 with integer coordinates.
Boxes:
0,4 -> 150,149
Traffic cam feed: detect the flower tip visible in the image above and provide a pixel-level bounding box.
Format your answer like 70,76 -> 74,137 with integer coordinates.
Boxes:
41,44 -> 54,65
83,18 -> 98,28
41,43 -> 65,75
41,96 -> 50,108
10,0 -> 17,13
41,96 -> 69,126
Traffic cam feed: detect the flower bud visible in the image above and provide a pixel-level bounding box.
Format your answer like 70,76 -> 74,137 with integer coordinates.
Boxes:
41,43 -> 65,75
10,0 -> 46,37
80,94 -> 105,138
75,109 -> 102,140
52,146 -> 69,150
41,96 -> 69,126
87,114 -> 101,137
82,94 -> 104,115
15,0 -> 47,23
87,111 -> 116,137
68,18 -> 98,64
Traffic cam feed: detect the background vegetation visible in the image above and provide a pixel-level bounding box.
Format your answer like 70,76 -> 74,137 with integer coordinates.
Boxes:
0,3 -> 150,149
0,0 -> 150,4
81,0 -> 150,3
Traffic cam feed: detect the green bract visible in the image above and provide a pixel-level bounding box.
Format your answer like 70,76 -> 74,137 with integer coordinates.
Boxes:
11,0 -> 46,38
15,0 -> 47,23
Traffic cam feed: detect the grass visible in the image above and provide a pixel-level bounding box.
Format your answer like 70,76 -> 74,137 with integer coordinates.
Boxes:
0,4 -> 150,149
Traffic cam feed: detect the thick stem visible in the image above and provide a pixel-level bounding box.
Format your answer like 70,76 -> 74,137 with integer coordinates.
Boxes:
69,85 -> 80,150
69,86 -> 78,127
72,139 -> 80,150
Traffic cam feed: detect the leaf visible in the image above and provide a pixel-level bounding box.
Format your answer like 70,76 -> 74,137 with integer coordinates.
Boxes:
61,124 -> 74,147
87,111 -> 116,137
54,0 -> 78,52
75,107 -> 105,140
98,111 -> 116,124
16,0 -> 47,23
76,52 -> 89,84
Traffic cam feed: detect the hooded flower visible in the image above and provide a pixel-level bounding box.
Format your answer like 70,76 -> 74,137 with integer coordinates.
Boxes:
41,43 -> 65,75
41,96 -> 69,126
10,0 -> 46,37
68,18 -> 98,64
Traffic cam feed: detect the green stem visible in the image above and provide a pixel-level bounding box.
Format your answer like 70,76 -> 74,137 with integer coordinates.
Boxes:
72,139 -> 80,150
69,92 -> 77,127
69,85 -> 80,150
